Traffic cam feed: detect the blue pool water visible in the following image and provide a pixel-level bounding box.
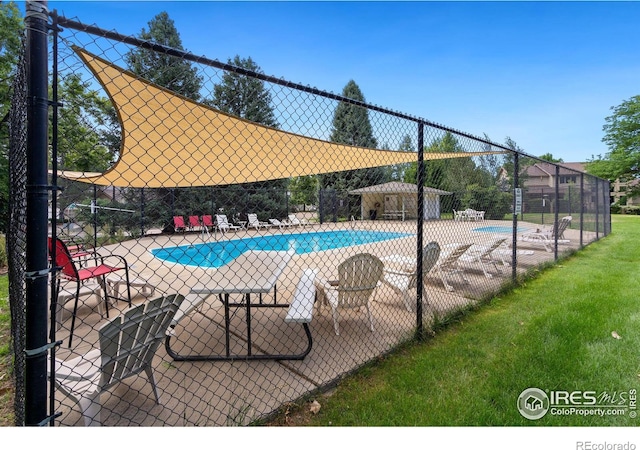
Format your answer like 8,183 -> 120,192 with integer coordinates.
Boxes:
152,229 -> 412,268
473,226 -> 527,233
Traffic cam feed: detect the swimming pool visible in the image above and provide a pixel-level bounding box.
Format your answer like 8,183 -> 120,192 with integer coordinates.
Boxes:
473,226 -> 528,233
151,229 -> 412,268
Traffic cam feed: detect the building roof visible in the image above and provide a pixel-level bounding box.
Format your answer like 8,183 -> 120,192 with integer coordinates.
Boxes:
525,162 -> 586,177
349,181 -> 452,195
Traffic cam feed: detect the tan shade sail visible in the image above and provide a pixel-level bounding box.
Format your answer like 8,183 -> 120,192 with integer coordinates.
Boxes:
62,47 -> 506,188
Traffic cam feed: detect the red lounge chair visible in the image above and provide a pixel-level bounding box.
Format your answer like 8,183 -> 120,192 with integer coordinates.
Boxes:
173,216 -> 186,233
188,215 -> 201,231
201,215 -> 215,231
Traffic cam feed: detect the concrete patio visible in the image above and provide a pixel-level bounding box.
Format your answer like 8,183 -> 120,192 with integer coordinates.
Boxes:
51,218 -> 591,426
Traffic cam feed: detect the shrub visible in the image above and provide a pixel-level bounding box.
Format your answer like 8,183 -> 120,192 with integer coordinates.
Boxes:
462,184 -> 512,220
621,205 -> 640,215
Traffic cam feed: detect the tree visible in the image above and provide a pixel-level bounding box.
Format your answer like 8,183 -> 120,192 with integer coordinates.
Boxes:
55,73 -> 115,172
319,80 -> 386,219
587,95 -> 640,184
126,11 -> 202,100
0,1 -> 23,233
539,152 -> 564,163
126,12 -> 205,229
207,55 -> 287,220
289,176 -> 318,210
208,55 -> 278,127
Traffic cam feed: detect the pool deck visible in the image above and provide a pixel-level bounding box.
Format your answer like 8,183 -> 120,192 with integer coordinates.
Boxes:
52,218 -> 593,426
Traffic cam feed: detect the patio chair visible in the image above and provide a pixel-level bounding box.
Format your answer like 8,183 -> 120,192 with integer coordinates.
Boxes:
458,237 -> 507,279
201,214 -> 215,231
288,214 -> 310,227
520,216 -> 572,252
314,253 -> 384,336
434,243 -> 474,292
269,218 -> 293,230
173,216 -> 186,233
188,215 -> 202,232
215,214 -> 241,233
50,237 -> 133,347
50,294 -> 184,426
380,241 -> 441,312
247,213 -> 272,230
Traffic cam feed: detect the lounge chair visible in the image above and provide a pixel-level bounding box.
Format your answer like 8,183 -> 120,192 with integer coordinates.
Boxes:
288,214 -> 310,227
314,253 -> 384,335
201,214 -> 215,231
380,241 -> 441,312
215,214 -> 241,233
188,215 -> 202,232
520,216 -> 572,252
50,294 -> 184,426
247,213 -> 272,230
435,243 -> 474,292
458,238 -> 507,279
49,237 -> 132,347
269,219 -> 293,230
173,216 -> 186,233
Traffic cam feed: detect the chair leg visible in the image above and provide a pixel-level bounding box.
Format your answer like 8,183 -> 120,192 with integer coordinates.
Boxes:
366,303 -> 374,332
78,392 -> 102,426
438,268 -> 454,292
68,283 -> 81,347
144,365 -> 161,404
402,291 -> 413,312
332,307 -> 340,336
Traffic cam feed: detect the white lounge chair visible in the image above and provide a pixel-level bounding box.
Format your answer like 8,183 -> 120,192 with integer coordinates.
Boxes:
314,253 -> 384,335
215,214 -> 241,233
50,294 -> 184,426
380,241 -> 441,312
247,213 -> 272,230
435,243 -> 474,292
520,216 -> 572,252
458,238 -> 507,279
269,218 -> 293,230
288,214 -> 310,227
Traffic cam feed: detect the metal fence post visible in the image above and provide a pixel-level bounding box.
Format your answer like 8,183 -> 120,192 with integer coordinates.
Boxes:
24,0 -> 50,426
511,152 -> 519,282
416,122 -> 424,337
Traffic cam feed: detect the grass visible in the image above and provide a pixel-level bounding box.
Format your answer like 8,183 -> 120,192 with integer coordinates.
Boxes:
270,215 -> 640,426
0,274 -> 11,426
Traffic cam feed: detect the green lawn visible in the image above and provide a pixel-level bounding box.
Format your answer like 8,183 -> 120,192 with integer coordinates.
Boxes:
0,273 -> 11,426
276,215 -> 640,426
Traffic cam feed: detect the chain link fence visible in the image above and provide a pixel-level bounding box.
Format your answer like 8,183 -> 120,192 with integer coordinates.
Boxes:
10,10 -> 610,426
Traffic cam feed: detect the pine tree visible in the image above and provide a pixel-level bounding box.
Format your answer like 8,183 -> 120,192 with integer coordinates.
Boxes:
126,11 -> 202,101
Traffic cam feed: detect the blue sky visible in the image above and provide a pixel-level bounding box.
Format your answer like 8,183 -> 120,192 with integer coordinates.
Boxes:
34,1 -> 640,162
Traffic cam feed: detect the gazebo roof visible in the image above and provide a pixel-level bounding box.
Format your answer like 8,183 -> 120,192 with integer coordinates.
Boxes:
349,181 -> 452,196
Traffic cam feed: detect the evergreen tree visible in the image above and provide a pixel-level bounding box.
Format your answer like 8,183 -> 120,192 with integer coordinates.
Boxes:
207,56 -> 287,220
126,11 -> 204,229
208,55 -> 278,127
126,11 -> 202,100
319,80 -> 386,219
